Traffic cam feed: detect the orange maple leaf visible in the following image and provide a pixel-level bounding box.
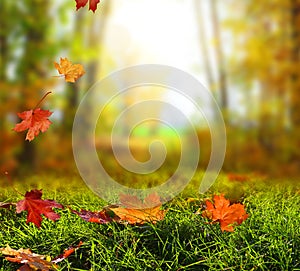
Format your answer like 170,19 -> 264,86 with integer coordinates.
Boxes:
13,108 -> 52,141
203,194 -> 249,232
75,0 -> 100,12
108,193 -> 166,225
54,57 -> 85,83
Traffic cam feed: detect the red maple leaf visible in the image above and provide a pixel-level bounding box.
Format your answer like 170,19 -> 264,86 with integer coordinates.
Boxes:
75,0 -> 100,12
203,194 -> 249,232
13,108 -> 52,141
16,189 -> 63,228
0,202 -> 15,209
70,208 -> 113,224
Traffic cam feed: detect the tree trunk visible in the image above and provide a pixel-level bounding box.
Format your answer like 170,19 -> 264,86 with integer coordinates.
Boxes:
209,0 -> 228,111
86,0 -> 111,84
17,0 -> 50,168
194,0 -> 215,92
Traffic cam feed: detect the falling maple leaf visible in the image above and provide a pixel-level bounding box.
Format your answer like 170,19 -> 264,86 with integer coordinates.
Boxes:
54,57 -> 85,83
201,194 -> 249,232
108,193 -> 167,225
75,0 -> 100,12
70,208 -> 113,224
16,189 -> 63,228
13,108 -> 52,141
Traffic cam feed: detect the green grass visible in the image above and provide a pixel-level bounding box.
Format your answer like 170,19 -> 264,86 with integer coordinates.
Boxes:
0,173 -> 299,270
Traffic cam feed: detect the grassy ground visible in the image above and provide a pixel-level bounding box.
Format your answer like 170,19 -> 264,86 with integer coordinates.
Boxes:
0,173 -> 299,270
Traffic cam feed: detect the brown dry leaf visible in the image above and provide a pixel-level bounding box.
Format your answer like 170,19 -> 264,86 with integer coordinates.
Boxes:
0,245 -> 34,256
0,245 -> 56,271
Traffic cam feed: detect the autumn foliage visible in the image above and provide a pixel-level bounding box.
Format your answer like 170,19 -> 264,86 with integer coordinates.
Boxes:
2,190 -> 167,227
16,189 -> 63,228
0,242 -> 82,271
202,194 -> 249,232
70,193 -> 167,225
1,187 -> 249,269
13,108 -> 53,141
108,193 -> 166,224
13,56 -> 86,142
54,57 -> 85,83
0,1 -> 253,270
75,0 -> 100,12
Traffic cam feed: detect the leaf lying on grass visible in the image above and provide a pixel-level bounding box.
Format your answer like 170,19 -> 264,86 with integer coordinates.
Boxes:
109,205 -> 166,225
0,245 -> 56,271
0,242 -> 82,271
227,173 -> 250,182
71,193 -> 167,225
52,241 -> 83,263
0,202 -> 15,209
69,208 -> 113,224
108,193 -> 167,225
199,194 -> 249,232
16,189 -> 63,228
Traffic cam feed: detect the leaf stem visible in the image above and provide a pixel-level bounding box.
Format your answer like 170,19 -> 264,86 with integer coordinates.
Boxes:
34,91 -> 52,110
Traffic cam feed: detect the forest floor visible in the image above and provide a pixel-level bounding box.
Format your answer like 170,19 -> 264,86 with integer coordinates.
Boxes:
0,172 -> 300,271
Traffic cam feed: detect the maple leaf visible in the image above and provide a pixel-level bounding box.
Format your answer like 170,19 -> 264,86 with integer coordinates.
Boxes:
0,245 -> 33,256
0,202 -> 15,209
54,57 -> 85,82
202,194 -> 249,232
13,108 -> 52,141
52,241 -> 83,263
70,208 -> 113,224
16,189 -> 63,228
109,205 -> 166,225
0,242 -> 82,270
227,173 -> 250,182
0,245 -> 56,271
108,193 -> 167,225
75,0 -> 100,12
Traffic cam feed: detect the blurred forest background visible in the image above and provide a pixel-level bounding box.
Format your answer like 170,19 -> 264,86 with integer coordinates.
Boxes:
1,0 -> 300,180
